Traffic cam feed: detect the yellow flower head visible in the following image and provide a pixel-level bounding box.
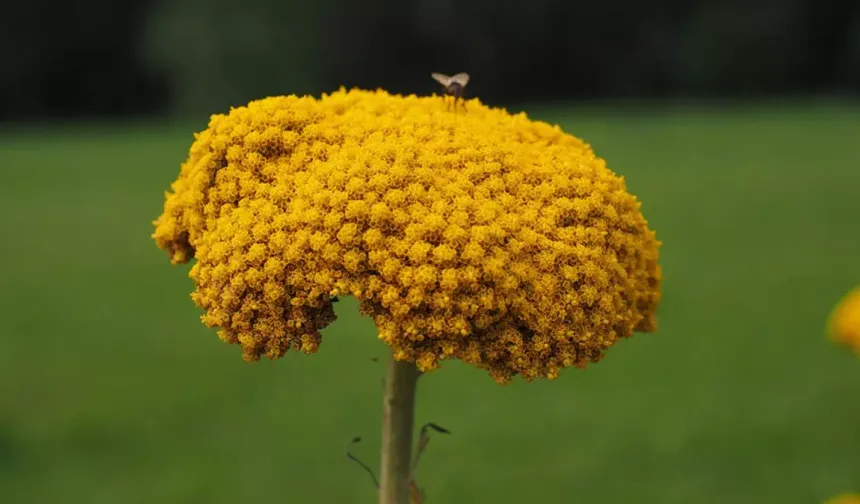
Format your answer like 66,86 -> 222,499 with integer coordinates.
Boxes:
828,286 -> 860,354
152,88 -> 662,384
824,494 -> 860,504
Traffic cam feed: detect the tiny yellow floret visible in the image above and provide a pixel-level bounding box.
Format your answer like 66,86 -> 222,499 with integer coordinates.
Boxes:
828,286 -> 860,355
152,88 -> 662,384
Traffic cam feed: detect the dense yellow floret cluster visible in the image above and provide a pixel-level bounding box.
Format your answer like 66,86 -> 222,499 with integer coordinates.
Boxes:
152,88 -> 662,383
828,286 -> 860,355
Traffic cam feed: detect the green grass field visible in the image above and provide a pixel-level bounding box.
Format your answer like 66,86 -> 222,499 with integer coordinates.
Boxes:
1,103 -> 859,503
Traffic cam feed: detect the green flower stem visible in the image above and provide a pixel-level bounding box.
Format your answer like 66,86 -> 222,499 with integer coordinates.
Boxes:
379,351 -> 422,504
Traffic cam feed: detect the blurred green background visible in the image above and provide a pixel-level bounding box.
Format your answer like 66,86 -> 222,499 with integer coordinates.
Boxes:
1,104 -> 858,503
2,0 -> 859,119
2,0 -> 860,502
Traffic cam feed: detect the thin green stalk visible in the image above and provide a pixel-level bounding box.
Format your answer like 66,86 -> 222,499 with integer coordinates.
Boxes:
378,351 -> 421,504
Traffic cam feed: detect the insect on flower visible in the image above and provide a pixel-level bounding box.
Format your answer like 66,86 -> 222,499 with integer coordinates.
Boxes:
431,72 -> 470,110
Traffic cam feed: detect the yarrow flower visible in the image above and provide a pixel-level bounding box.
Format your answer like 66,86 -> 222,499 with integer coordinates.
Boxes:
828,286 -> 860,355
824,494 -> 860,504
152,88 -> 662,384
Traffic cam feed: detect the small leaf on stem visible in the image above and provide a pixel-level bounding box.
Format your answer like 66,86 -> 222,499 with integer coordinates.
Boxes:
345,436 -> 379,490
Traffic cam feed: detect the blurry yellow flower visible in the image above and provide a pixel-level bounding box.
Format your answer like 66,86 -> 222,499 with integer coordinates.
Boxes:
824,494 -> 860,504
828,286 -> 860,355
152,88 -> 662,384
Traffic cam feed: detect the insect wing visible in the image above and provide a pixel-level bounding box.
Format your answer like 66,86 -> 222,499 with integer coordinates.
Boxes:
431,72 -> 453,86
450,72 -> 470,87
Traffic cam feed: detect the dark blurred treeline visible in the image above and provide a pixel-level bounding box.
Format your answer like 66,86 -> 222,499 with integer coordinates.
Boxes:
1,0 -> 859,121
